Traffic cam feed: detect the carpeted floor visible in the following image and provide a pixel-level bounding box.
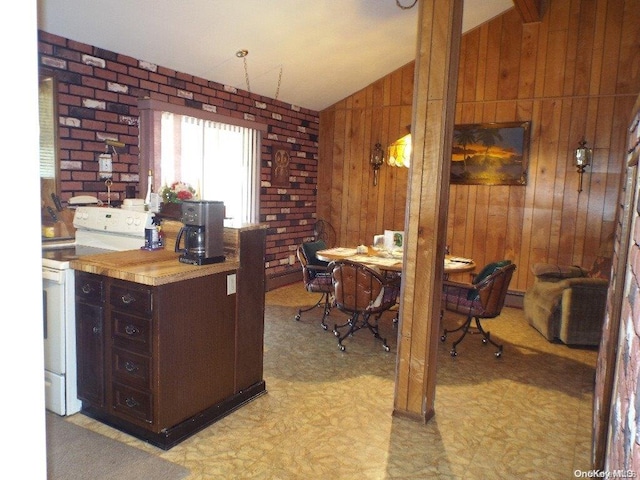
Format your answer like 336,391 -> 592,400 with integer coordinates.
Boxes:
55,282 -> 598,479
46,412 -> 189,480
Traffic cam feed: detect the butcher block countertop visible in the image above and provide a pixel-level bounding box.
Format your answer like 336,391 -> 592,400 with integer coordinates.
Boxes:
70,248 -> 239,286
70,249 -> 239,287
70,221 -> 266,286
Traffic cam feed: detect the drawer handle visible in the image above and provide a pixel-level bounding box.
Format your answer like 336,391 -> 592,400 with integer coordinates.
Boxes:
121,293 -> 136,305
124,361 -> 138,373
92,325 -> 102,335
124,325 -> 139,336
125,397 -> 139,408
81,284 -> 92,294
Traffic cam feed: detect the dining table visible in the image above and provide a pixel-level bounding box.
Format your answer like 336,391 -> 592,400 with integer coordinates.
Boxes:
315,246 -> 476,275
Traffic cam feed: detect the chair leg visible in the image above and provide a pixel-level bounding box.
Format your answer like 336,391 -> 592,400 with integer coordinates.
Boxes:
440,316 -> 469,341
441,315 -> 473,357
319,293 -> 332,330
333,312 -> 361,351
474,318 -> 503,357
362,312 -> 390,352
440,315 -> 503,358
295,292 -> 332,330
333,312 -> 391,352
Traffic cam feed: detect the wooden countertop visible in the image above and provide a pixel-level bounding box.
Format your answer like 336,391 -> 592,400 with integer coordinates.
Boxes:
70,248 -> 240,286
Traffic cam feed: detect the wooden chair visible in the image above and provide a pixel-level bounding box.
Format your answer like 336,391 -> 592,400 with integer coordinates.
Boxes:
440,261 -> 516,358
295,241 -> 333,330
330,260 -> 401,352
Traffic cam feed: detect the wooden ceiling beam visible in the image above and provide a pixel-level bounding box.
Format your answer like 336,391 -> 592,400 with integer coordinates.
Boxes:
512,0 -> 542,23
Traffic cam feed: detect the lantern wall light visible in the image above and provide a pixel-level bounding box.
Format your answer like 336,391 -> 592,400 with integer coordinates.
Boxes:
370,142 -> 384,186
575,139 -> 592,193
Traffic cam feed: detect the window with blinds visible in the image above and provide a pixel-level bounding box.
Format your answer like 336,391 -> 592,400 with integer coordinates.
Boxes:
139,99 -> 265,224
160,113 -> 260,223
39,77 -> 56,179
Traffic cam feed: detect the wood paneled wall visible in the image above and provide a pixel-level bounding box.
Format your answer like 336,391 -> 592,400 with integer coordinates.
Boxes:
318,0 -> 640,292
318,63 -> 413,246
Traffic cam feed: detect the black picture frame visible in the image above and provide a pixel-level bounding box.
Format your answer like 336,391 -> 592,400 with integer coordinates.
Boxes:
451,121 -> 530,185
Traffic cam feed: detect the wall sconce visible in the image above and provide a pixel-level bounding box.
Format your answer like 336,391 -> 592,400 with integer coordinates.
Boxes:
387,133 -> 412,168
575,139 -> 592,193
371,143 -> 384,186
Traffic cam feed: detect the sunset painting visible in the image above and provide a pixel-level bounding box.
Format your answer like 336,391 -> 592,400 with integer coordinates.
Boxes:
451,121 -> 530,185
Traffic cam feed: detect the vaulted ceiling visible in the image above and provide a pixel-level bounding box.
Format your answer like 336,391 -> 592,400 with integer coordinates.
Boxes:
38,0 -> 539,111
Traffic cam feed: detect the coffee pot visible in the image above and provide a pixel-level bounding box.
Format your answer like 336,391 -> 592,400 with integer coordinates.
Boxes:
174,200 -> 225,265
176,224 -> 206,257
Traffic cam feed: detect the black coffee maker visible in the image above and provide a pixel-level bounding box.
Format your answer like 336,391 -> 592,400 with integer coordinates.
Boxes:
175,200 -> 225,265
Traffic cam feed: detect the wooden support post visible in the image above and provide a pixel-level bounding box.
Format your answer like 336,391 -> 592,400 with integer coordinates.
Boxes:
393,0 -> 463,422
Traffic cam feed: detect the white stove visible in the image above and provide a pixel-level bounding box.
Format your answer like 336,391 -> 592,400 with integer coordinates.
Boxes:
42,206 -> 153,415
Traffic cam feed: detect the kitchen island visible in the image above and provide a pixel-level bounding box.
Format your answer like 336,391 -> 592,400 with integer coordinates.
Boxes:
70,223 -> 267,449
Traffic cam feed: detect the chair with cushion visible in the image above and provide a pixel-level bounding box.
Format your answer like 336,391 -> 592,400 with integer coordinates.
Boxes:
523,254 -> 611,346
441,261 -> 516,357
330,259 -> 401,352
295,240 -> 333,330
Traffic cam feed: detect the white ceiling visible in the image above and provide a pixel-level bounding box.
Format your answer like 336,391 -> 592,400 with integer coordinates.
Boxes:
37,0 -> 514,111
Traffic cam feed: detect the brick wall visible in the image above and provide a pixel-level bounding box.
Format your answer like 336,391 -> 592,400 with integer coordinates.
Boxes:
596,95 -> 640,469
38,30 -> 319,282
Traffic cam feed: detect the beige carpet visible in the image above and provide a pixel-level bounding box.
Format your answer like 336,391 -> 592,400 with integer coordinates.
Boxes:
46,412 -> 190,480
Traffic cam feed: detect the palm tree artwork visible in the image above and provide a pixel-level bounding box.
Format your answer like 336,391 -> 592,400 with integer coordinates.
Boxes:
452,125 -> 477,173
450,122 -> 529,185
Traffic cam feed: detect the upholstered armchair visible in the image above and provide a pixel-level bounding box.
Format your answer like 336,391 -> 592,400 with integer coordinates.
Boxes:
523,256 -> 611,346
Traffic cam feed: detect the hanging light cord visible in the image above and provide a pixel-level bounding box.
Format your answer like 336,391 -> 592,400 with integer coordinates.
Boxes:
274,65 -> 283,100
238,49 -> 283,100
241,55 -> 251,93
396,0 -> 417,9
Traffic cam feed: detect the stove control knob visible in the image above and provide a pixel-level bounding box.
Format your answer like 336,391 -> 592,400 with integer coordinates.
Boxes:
125,216 -> 134,225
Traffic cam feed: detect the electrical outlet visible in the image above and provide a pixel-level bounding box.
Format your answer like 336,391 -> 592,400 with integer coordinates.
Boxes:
227,273 -> 237,295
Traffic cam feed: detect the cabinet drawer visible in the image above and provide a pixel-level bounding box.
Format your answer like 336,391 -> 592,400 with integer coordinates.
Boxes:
112,382 -> 153,424
75,272 -> 104,303
112,312 -> 152,354
112,348 -> 151,389
110,282 -> 151,316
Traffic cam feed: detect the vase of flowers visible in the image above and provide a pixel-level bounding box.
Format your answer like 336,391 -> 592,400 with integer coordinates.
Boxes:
160,181 -> 197,219
161,181 -> 196,203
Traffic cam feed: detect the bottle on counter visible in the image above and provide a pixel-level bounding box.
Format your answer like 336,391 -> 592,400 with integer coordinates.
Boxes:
155,216 -> 165,247
144,214 -> 161,249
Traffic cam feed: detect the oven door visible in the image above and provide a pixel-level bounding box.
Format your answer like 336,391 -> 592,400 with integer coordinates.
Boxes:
42,266 -> 81,415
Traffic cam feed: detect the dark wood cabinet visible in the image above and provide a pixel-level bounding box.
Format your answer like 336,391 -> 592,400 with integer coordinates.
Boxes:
234,226 -> 266,392
74,226 -> 267,449
108,279 -> 156,428
75,272 -> 105,407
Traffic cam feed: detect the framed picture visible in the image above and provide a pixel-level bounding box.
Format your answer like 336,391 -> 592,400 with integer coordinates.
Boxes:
271,145 -> 290,186
451,121 -> 530,185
